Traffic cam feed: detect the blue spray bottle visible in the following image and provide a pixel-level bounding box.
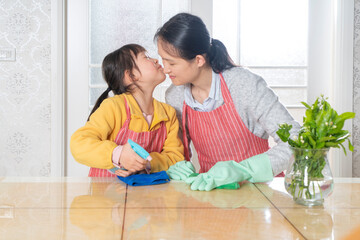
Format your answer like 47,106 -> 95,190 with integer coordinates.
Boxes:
108,139 -> 150,174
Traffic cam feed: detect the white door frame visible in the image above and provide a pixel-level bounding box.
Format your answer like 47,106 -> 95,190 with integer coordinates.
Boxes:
308,0 -> 354,177
51,0 -> 65,177
332,0 -> 354,177
66,0 -> 91,176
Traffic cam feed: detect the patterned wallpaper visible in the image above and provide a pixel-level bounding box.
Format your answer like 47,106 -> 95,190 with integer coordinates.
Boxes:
353,0 -> 360,177
0,0 -> 51,176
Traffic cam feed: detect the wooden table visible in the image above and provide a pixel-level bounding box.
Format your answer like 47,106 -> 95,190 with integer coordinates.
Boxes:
0,177 -> 359,239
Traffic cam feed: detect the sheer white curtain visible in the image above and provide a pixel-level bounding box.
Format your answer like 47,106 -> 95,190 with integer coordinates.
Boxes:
89,0 -> 190,107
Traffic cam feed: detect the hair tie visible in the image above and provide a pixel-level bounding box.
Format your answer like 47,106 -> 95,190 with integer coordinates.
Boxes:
106,87 -> 112,93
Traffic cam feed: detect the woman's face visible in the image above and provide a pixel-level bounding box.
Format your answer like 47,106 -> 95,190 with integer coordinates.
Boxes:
134,51 -> 166,87
157,40 -> 201,86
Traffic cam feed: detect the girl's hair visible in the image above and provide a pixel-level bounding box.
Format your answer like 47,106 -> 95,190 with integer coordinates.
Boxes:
154,12 -> 236,73
88,44 -> 145,120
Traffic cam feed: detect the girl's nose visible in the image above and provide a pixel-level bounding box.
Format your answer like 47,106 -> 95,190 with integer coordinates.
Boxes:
153,58 -> 159,64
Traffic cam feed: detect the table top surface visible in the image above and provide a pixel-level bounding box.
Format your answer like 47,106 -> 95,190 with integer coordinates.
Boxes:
1,177 -> 360,240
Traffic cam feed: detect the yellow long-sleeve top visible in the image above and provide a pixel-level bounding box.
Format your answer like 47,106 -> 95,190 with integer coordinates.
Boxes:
70,93 -> 184,172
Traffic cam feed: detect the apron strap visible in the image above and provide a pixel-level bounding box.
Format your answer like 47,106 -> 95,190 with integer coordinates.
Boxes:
182,101 -> 191,161
219,73 -> 233,104
123,97 -> 131,121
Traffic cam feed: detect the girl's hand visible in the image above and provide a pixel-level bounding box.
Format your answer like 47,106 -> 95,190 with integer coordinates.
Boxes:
118,142 -> 148,174
114,168 -> 133,177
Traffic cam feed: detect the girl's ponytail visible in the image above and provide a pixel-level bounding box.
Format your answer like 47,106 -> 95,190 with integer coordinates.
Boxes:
87,44 -> 145,121
87,88 -> 112,121
208,39 -> 236,73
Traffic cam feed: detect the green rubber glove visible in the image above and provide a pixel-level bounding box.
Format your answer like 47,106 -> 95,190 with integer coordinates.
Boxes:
166,161 -> 196,180
185,154 -> 274,191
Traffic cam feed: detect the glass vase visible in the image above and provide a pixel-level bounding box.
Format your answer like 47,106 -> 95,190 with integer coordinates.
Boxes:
284,147 -> 334,206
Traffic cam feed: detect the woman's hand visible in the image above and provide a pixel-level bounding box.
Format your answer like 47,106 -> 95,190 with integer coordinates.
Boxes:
166,161 -> 195,180
116,142 -> 148,177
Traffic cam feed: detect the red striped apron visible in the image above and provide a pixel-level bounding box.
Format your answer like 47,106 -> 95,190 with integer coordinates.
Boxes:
89,98 -> 167,177
182,73 -> 282,176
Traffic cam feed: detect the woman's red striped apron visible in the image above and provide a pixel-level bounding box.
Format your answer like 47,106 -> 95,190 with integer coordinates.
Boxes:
89,98 -> 167,177
182,73 -> 282,176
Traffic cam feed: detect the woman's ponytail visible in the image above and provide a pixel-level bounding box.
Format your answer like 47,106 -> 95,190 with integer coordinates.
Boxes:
207,39 -> 236,73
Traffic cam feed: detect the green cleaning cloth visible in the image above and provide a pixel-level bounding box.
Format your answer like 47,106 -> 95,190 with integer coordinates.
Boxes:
189,173 -> 240,190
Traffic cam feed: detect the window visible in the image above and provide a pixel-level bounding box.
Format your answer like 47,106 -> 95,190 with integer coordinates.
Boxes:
210,0 -> 354,176
88,0 -> 189,110
213,0 -> 308,125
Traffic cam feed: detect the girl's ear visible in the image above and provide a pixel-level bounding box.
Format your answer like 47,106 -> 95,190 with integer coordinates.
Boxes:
123,70 -> 136,85
195,54 -> 207,68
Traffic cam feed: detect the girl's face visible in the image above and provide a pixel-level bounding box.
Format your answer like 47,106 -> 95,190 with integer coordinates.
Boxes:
157,40 -> 201,86
133,51 -> 166,87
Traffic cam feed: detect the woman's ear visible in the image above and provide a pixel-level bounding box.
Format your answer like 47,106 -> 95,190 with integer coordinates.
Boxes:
195,54 -> 207,68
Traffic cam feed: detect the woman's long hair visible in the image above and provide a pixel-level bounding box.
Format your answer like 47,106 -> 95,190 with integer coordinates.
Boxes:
154,13 -> 236,73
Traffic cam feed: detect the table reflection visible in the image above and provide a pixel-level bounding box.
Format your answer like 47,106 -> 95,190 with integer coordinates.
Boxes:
69,181 -> 126,240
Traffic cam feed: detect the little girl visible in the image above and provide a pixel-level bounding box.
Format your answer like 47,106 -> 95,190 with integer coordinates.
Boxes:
70,44 -> 184,177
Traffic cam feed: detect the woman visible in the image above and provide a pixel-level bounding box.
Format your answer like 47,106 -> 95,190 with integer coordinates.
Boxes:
155,13 -> 300,191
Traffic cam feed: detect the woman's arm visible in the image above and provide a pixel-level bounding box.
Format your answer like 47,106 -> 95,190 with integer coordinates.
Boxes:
224,67 -> 300,176
246,73 -> 300,175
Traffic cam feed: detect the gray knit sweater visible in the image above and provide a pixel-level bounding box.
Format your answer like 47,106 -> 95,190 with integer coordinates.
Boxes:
165,67 -> 301,176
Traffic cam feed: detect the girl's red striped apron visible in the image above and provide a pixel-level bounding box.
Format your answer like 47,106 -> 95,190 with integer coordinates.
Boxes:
182,73 -> 284,176
89,98 -> 167,177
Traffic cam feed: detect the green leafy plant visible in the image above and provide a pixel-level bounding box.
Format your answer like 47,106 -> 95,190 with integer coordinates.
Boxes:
277,95 -> 355,201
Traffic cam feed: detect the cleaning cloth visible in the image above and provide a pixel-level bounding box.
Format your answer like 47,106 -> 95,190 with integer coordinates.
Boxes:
189,173 -> 240,190
117,171 -> 170,186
